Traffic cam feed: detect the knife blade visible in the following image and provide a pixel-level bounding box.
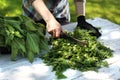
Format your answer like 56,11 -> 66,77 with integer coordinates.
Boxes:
60,32 -> 87,46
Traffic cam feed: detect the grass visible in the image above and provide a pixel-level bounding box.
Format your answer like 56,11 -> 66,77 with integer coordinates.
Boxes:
0,0 -> 120,25
0,0 -> 22,16
69,0 -> 120,25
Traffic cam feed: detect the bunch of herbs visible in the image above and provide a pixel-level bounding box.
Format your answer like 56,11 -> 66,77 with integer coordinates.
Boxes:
41,28 -> 113,79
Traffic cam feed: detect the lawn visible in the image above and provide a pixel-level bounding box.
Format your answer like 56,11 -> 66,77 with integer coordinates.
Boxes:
0,0 -> 120,25
69,0 -> 120,25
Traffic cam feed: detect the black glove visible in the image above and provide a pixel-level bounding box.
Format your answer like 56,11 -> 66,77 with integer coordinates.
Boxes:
76,16 -> 101,38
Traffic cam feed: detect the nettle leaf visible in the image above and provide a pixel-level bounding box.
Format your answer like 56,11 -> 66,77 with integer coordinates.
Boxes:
27,51 -> 34,63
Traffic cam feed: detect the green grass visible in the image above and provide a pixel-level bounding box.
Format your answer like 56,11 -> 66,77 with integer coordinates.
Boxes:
69,0 -> 120,25
0,0 -> 120,25
0,0 -> 22,16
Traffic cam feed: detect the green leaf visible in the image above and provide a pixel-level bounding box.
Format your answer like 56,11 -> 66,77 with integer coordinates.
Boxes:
11,41 -> 18,61
27,51 -> 34,63
24,21 -> 37,31
56,72 -> 67,79
26,33 -> 40,54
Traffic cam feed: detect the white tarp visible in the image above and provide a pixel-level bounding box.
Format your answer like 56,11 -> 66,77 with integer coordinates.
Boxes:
0,18 -> 120,80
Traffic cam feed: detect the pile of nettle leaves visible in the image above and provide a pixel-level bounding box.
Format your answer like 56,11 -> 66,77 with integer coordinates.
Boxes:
0,15 -> 48,62
41,28 -> 113,79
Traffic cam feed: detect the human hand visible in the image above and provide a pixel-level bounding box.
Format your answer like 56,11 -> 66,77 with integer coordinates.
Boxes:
76,16 -> 101,38
46,19 -> 62,38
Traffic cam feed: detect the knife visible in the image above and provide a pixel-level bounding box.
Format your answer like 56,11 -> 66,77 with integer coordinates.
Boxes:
60,32 -> 88,46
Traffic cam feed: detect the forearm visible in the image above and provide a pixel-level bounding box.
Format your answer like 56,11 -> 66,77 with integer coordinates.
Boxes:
31,0 -> 56,23
74,0 -> 86,16
30,0 -> 62,38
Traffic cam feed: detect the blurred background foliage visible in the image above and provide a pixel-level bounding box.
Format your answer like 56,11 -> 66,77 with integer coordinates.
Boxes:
69,0 -> 120,25
0,0 -> 120,25
0,0 -> 22,16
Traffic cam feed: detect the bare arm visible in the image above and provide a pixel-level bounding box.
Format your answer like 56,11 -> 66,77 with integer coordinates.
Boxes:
31,0 -> 62,37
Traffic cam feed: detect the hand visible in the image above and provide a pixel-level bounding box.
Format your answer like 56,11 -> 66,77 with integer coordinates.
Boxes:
76,16 -> 101,38
46,19 -> 62,38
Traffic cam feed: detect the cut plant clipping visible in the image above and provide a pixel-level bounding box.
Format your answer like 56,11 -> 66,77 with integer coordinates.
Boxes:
0,15 -> 48,63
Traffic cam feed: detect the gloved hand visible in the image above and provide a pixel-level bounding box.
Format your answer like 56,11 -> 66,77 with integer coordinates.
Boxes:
76,16 -> 101,38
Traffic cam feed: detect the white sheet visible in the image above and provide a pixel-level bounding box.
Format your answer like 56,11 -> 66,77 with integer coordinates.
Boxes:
0,18 -> 120,80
